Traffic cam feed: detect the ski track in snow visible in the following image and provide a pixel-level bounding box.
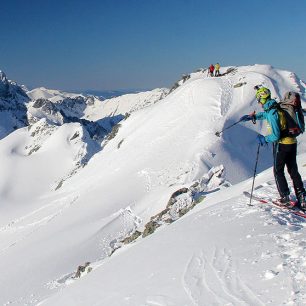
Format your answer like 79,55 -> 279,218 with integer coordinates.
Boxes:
182,249 -> 264,306
242,183 -> 306,304
0,195 -> 79,254
50,205 -> 143,289
145,295 -> 176,306
187,179 -> 306,305
219,76 -> 233,116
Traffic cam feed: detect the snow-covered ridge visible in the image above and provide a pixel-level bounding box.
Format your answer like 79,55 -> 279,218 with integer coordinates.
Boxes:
1,64 -> 306,305
26,86 -> 169,119
82,87 -> 169,121
27,87 -> 83,103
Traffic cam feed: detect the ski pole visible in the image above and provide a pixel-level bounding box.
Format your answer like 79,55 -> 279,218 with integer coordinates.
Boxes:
215,119 -> 243,137
249,143 -> 261,206
215,112 -> 256,137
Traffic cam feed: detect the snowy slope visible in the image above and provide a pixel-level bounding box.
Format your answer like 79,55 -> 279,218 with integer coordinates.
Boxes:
26,86 -> 168,121
0,65 -> 306,305
82,87 -> 169,121
40,160 -> 306,306
27,87 -> 82,103
26,87 -> 168,134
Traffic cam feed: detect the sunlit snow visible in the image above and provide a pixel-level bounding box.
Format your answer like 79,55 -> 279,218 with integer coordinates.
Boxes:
0,64 -> 306,305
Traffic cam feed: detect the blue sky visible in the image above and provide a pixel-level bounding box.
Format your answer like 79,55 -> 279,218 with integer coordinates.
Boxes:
1,0 -> 305,91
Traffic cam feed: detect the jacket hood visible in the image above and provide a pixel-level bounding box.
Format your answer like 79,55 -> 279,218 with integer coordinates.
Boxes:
263,99 -> 277,111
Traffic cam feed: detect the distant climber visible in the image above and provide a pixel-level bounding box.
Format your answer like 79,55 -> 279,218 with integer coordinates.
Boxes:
240,86 -> 306,210
214,63 -> 220,77
208,64 -> 214,77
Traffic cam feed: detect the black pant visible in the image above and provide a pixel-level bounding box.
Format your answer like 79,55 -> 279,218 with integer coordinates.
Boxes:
273,143 -> 305,197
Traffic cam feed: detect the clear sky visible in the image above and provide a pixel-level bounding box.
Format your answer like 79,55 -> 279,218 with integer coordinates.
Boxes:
1,0 -> 305,91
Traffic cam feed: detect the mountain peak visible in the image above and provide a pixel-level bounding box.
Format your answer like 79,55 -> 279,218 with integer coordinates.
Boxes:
0,70 -> 9,95
0,69 -> 29,101
0,70 -> 8,81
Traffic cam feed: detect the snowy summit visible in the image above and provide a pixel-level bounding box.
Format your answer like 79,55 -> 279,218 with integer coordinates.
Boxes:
0,64 -> 306,305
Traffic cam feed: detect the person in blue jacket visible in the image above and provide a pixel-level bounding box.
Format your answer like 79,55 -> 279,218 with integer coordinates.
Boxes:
240,86 -> 306,209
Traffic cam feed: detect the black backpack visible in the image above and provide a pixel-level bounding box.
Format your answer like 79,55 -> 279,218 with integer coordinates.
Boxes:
278,92 -> 304,137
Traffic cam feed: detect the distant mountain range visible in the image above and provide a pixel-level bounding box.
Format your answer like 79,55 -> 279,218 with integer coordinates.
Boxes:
0,71 -> 168,142
76,88 -> 149,99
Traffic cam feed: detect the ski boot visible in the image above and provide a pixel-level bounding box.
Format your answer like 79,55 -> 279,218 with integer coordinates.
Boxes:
297,192 -> 306,211
277,195 -> 291,207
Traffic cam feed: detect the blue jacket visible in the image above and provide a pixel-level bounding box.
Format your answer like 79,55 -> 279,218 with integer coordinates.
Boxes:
255,99 -> 280,143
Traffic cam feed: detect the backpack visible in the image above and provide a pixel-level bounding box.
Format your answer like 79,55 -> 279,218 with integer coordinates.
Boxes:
278,92 -> 305,137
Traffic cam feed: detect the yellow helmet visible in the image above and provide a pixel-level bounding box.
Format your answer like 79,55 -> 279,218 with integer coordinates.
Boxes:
256,87 -> 271,104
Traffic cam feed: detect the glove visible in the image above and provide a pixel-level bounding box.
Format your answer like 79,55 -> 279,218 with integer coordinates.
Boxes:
240,114 -> 253,122
256,134 -> 267,146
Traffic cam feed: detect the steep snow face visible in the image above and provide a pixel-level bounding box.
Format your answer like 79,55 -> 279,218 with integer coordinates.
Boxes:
27,88 -> 169,143
0,65 -> 306,305
28,99 -> 66,125
0,119 -> 100,210
27,88 -> 101,120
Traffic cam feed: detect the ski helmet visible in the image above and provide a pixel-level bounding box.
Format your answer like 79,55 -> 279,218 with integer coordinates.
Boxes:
256,87 -> 271,104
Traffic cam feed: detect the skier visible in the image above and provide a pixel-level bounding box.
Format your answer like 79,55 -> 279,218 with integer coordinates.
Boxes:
214,63 -> 220,77
240,86 -> 306,209
208,64 -> 214,77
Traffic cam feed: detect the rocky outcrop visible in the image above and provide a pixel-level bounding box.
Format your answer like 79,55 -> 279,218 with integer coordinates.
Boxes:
74,262 -> 92,279
0,71 -> 29,138
27,98 -> 112,143
0,71 -> 29,102
56,166 -> 227,286
122,165 -> 227,241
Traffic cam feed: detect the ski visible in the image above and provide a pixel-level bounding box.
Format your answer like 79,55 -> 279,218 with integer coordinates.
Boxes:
243,191 -> 306,219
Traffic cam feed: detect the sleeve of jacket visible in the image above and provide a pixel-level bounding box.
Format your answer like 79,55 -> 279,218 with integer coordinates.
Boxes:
254,111 -> 267,120
265,111 -> 281,143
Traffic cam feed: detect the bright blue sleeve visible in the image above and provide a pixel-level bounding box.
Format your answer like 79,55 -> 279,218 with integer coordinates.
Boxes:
265,111 -> 281,143
255,111 -> 267,120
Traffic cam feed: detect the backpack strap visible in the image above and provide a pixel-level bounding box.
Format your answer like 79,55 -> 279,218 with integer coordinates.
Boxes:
265,101 -> 279,112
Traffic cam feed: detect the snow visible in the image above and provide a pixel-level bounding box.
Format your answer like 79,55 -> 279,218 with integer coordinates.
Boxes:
27,87 -> 82,103
0,64 -> 306,305
82,88 -> 169,121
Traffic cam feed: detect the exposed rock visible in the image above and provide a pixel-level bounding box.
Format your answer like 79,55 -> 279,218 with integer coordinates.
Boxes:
220,67 -> 238,76
117,139 -> 124,149
28,98 -> 111,143
122,230 -> 142,244
0,71 -> 29,101
233,82 -> 247,88
166,187 -> 189,208
168,74 -> 191,94
70,166 -> 227,282
0,71 -> 29,138
74,262 -> 92,279
26,119 -> 57,155
143,220 -> 160,238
